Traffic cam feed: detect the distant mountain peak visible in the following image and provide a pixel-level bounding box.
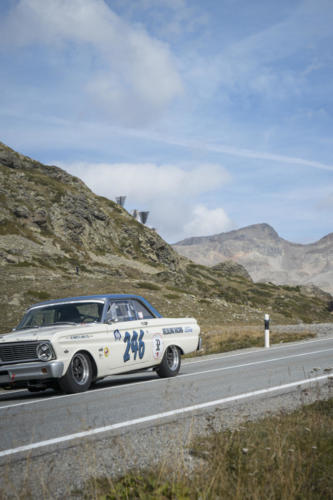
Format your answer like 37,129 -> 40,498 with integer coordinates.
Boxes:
173,223 -> 333,295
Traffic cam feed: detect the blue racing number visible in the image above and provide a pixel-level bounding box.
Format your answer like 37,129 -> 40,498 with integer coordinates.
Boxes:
123,330 -> 145,362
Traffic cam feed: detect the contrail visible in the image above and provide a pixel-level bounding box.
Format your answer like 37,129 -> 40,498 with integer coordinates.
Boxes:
122,128 -> 333,172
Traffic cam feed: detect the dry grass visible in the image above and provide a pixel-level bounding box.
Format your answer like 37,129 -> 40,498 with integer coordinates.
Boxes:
75,398 -> 333,499
194,325 -> 316,356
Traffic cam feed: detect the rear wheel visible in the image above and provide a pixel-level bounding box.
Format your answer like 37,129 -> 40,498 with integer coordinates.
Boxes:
58,352 -> 92,394
156,345 -> 181,378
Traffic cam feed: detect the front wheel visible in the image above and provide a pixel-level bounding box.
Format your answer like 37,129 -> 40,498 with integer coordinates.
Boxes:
156,346 -> 181,378
58,352 -> 92,394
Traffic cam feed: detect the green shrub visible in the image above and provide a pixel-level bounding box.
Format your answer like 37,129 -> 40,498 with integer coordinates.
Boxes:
27,290 -> 52,301
164,293 -> 180,300
166,286 -> 188,295
136,281 -> 161,291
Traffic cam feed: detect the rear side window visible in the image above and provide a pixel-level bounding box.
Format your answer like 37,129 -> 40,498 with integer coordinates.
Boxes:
106,301 -> 136,323
131,299 -> 154,319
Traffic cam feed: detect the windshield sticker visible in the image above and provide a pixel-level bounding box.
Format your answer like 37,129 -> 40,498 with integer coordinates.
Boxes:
138,311 -> 144,319
162,327 -> 183,335
152,334 -> 163,360
113,329 -> 122,341
104,346 -> 110,357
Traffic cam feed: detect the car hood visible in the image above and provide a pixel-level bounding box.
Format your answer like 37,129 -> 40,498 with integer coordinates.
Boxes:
0,323 -> 104,343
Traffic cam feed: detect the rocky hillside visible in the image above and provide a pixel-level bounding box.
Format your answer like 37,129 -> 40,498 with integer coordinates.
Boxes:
0,142 -> 332,333
173,224 -> 333,295
0,141 -> 181,273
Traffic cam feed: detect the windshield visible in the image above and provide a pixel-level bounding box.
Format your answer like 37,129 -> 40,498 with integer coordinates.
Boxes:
17,301 -> 104,330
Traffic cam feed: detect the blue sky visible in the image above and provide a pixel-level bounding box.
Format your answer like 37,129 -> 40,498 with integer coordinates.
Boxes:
0,0 -> 332,243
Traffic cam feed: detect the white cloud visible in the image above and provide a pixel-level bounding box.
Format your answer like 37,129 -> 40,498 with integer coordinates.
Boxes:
64,161 -> 230,200
61,161 -> 232,241
0,0 -> 183,125
184,205 -> 233,238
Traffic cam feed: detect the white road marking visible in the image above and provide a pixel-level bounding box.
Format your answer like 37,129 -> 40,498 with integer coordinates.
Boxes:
0,346 -> 332,411
184,336 -> 333,366
0,374 -> 330,459
180,347 -> 333,380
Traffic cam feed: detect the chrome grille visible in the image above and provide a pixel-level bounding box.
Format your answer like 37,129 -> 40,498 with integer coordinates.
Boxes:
0,342 -> 39,365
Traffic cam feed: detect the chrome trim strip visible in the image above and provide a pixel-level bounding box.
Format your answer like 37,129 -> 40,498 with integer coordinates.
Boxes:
28,300 -> 105,311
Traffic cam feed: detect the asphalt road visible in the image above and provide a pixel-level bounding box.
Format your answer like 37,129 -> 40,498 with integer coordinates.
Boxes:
0,336 -> 332,463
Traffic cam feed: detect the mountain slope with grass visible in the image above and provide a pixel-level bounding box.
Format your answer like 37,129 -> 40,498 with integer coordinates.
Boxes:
0,141 -> 332,336
174,223 -> 333,295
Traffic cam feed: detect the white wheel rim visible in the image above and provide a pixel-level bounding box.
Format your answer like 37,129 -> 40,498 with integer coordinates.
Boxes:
166,346 -> 179,371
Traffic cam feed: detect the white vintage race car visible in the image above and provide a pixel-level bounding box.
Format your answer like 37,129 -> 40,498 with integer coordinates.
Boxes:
0,294 -> 201,394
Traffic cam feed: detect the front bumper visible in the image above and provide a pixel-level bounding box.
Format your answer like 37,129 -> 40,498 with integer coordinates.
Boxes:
0,360 -> 64,387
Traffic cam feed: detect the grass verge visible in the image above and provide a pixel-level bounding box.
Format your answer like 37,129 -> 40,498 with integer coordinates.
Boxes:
203,330 -> 316,354
191,325 -> 316,357
76,398 -> 333,499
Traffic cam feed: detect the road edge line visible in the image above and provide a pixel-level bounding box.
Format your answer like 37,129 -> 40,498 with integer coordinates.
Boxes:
0,374 -> 331,459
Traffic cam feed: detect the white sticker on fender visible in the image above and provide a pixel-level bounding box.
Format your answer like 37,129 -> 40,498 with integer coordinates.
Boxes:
152,334 -> 163,360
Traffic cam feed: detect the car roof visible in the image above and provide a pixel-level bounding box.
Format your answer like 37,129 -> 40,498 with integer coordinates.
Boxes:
28,294 -> 162,317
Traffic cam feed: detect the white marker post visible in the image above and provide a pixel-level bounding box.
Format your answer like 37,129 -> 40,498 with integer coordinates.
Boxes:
264,314 -> 270,348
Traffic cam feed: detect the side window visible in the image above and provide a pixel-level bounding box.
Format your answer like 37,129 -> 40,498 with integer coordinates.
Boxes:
76,303 -> 103,322
105,301 -> 136,323
131,300 -> 154,320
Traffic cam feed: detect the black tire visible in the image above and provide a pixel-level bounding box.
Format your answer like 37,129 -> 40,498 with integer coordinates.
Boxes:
156,345 -> 181,378
58,352 -> 92,394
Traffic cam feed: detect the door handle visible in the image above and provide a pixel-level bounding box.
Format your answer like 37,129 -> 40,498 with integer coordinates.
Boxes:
141,321 -> 148,326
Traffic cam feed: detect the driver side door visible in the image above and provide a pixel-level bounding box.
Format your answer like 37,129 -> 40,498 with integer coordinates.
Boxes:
105,300 -> 147,371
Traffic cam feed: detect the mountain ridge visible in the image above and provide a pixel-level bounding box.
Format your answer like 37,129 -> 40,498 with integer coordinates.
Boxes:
175,223 -> 332,247
173,223 -> 333,295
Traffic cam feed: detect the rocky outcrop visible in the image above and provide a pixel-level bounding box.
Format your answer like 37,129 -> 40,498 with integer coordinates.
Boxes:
212,261 -> 252,280
174,223 -> 333,295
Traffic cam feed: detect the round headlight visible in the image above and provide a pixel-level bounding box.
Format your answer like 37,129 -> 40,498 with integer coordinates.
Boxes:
37,343 -> 53,361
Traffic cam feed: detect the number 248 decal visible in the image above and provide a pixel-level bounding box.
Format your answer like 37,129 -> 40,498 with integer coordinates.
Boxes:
123,330 -> 145,362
